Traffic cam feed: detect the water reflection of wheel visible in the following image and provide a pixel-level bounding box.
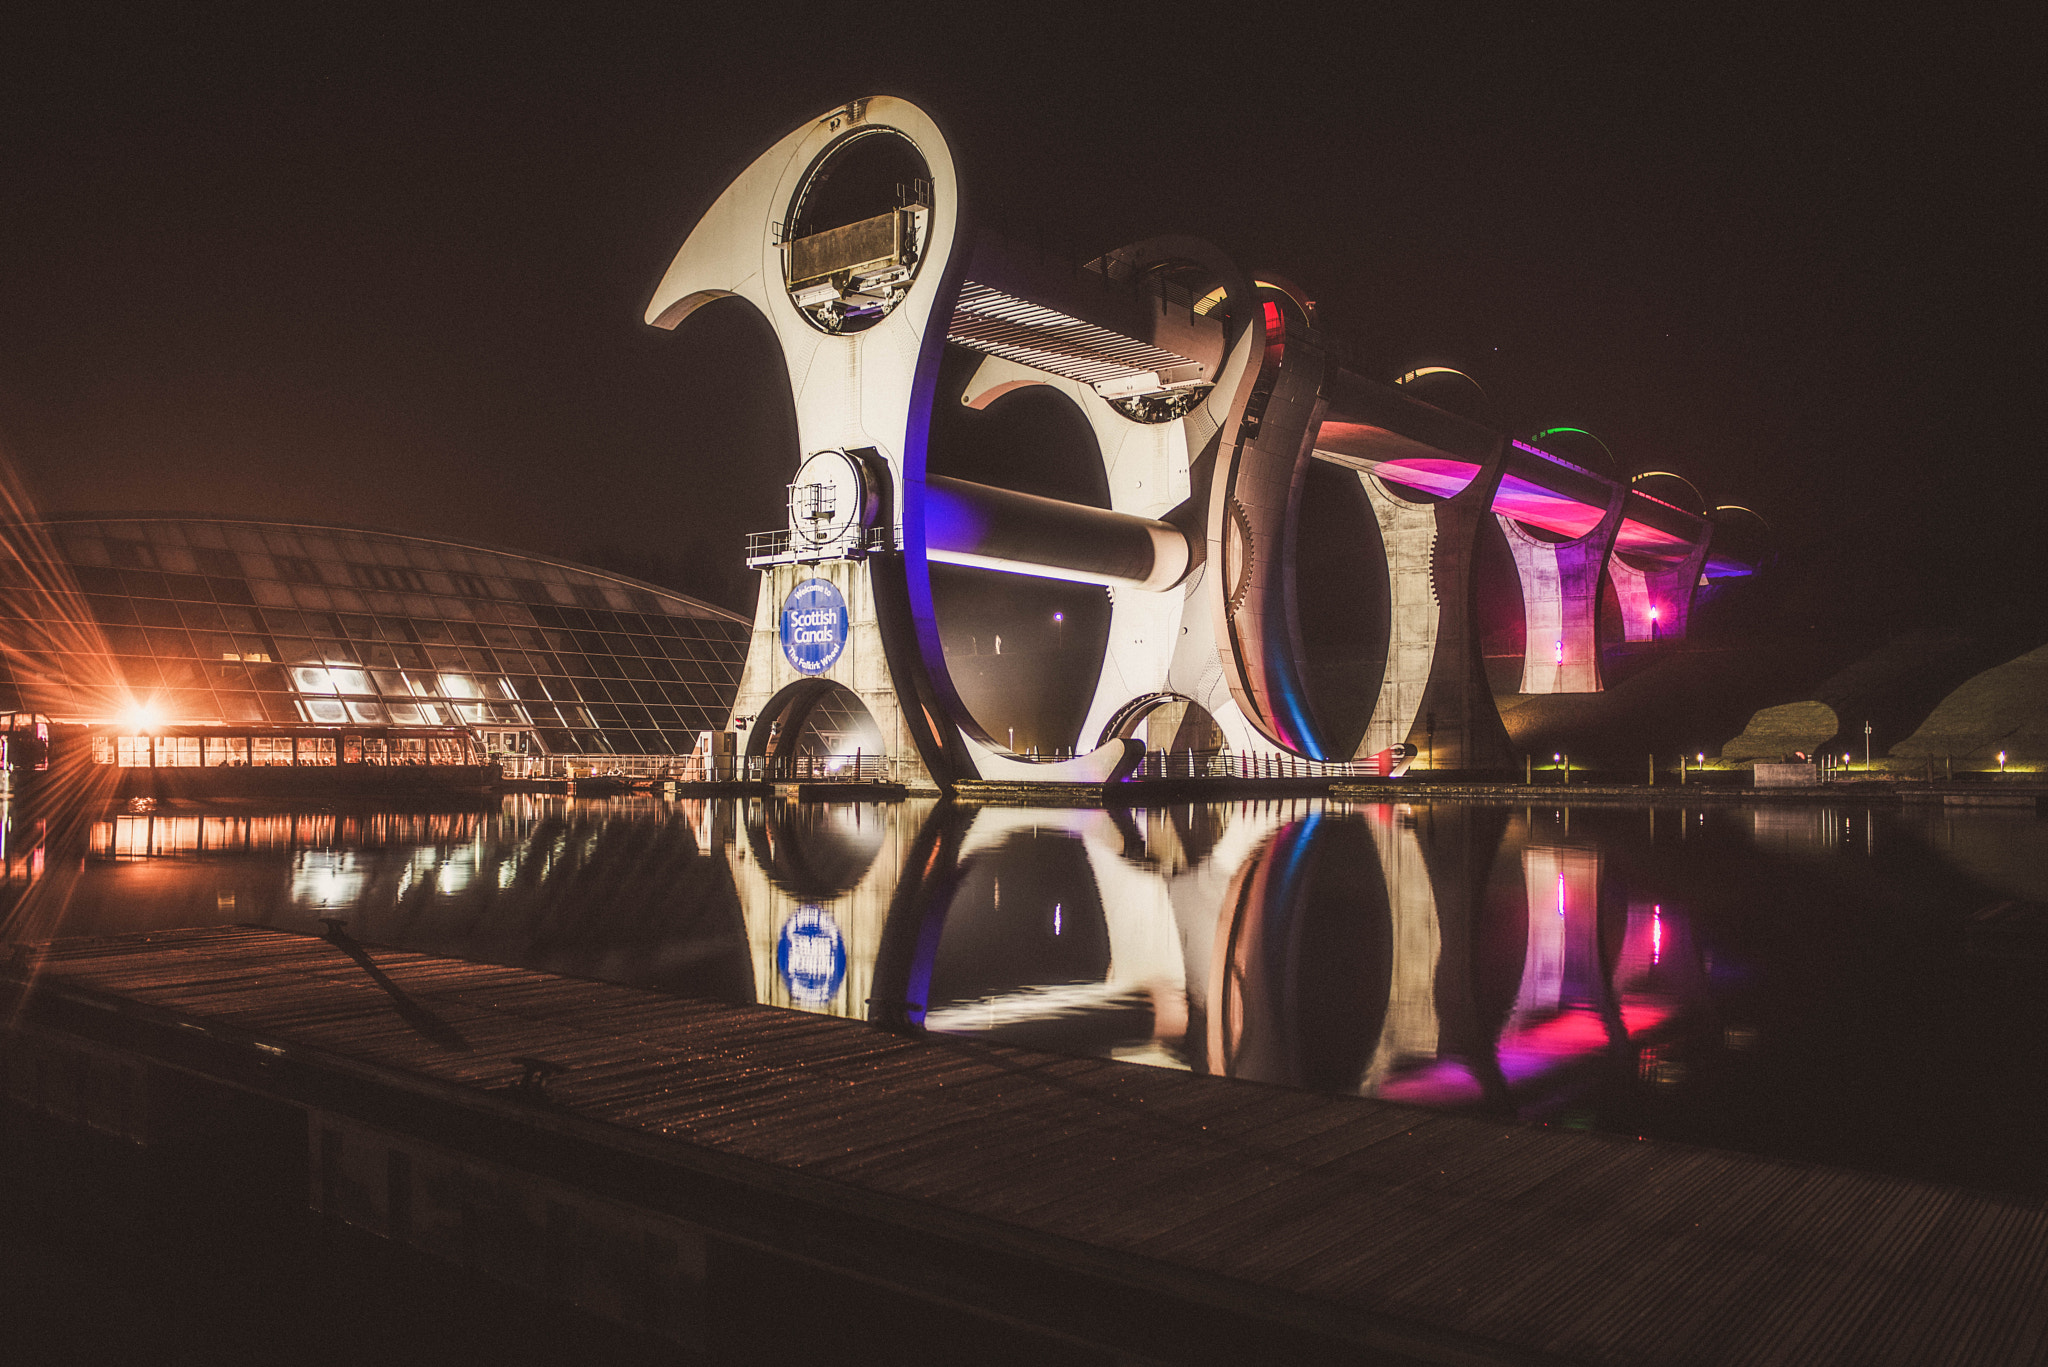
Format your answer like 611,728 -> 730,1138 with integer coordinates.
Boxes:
1209,816 -> 1392,1092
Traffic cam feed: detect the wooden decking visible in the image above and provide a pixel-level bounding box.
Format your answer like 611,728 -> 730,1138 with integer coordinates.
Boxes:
7,926 -> 2048,1365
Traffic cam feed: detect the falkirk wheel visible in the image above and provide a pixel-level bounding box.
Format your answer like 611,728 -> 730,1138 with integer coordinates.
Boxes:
647,97 -> 1764,791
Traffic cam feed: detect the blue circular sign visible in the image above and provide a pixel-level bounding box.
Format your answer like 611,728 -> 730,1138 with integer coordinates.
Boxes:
777,905 -> 847,1005
780,577 -> 848,675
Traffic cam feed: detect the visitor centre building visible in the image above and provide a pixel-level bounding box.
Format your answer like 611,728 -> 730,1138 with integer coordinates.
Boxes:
0,515 -> 750,787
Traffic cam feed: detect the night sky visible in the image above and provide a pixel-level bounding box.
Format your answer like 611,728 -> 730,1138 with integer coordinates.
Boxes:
1,8 -> 2032,626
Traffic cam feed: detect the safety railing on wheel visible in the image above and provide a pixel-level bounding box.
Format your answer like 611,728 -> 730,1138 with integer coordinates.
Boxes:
761,753 -> 904,783
1128,749 -> 1378,780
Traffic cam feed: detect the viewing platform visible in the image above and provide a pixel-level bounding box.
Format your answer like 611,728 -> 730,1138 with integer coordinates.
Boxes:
7,926 -> 2048,1364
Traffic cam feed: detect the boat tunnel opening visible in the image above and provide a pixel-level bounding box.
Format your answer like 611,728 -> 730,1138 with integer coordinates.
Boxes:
747,679 -> 885,772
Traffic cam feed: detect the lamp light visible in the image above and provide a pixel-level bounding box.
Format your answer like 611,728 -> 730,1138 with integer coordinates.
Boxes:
118,700 -> 164,732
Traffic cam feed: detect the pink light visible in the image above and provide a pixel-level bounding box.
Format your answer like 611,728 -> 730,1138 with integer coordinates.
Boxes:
1652,905 -> 1662,964
1614,519 -> 1696,559
1554,637 -> 1564,664
1494,473 -> 1606,538
1556,870 -> 1567,918
1648,606 -> 1660,621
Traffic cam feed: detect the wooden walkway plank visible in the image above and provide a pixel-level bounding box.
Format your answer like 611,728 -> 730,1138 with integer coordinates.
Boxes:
12,925 -> 2048,1367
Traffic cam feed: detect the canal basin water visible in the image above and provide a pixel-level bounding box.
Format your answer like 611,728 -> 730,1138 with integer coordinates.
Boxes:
5,792 -> 2044,1202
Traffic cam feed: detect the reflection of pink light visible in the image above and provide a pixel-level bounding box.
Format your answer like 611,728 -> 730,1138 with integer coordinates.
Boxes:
1619,998 -> 1674,1035
1652,905 -> 1662,964
1379,996 -> 1685,1103
1498,1008 -> 1614,1082
1557,870 -> 1567,917
1377,1057 -> 1485,1107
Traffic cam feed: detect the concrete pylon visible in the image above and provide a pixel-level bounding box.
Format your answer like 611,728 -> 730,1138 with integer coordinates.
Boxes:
644,97 -> 965,789
1498,483 -> 1628,694
1356,437 -> 1516,771
1609,522 -> 1714,644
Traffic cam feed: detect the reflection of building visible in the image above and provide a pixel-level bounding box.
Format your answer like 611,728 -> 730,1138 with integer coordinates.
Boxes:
1,516 -> 750,779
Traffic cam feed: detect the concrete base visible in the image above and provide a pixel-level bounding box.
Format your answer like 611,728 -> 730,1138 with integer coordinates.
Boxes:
770,781 -> 907,802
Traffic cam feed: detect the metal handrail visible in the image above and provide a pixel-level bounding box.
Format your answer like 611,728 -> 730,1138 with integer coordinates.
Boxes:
760,752 -> 903,784
745,524 -> 900,565
1126,749 -> 1381,781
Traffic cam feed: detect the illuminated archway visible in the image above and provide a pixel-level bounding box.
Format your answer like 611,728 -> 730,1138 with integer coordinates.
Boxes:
746,678 -> 884,773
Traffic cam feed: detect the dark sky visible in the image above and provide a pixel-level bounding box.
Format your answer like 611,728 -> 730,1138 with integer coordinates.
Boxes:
1,7 -> 2033,620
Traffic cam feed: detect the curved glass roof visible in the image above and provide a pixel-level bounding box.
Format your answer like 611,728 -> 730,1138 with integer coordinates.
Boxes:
0,515 -> 750,757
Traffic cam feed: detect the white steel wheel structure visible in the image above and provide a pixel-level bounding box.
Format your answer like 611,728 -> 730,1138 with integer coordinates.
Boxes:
645,98 -> 1765,788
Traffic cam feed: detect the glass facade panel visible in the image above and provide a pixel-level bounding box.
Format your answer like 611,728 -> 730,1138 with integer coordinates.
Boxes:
292,667 -> 337,693
152,736 -> 202,766
4,516 -> 746,762
204,736 -> 250,766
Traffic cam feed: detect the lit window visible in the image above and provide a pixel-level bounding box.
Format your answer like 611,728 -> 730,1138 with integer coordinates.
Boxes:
296,737 -> 337,767
204,736 -> 250,766
291,667 -> 337,694
153,736 -> 202,767
302,700 -> 347,724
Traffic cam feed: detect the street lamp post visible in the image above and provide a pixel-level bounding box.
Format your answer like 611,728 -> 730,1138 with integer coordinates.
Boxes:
1864,720 -> 1873,770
